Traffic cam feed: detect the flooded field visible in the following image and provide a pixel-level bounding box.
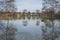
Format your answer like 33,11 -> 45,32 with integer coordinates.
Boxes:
0,19 -> 60,40
0,0 -> 60,40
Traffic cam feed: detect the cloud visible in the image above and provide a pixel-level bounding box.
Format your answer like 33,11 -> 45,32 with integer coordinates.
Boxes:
15,0 -> 42,12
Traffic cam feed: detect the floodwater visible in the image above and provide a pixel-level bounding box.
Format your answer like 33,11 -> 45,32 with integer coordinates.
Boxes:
0,19 -> 60,40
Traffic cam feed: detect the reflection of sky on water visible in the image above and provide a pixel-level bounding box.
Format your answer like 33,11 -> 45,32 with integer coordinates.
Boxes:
1,19 -> 60,40
10,19 -> 44,34
1,19 -> 60,34
3,19 -> 60,33
1,19 -> 45,34
54,20 -> 60,27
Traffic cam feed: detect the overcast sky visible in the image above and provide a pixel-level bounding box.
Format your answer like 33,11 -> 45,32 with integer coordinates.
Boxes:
15,0 -> 42,12
0,0 -> 42,12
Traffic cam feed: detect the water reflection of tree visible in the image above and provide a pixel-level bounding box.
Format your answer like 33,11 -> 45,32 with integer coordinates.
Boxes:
0,20 -> 17,40
36,20 -> 40,26
42,20 -> 60,40
0,20 -> 5,40
42,0 -> 60,40
23,20 -> 28,26
5,23 -> 17,40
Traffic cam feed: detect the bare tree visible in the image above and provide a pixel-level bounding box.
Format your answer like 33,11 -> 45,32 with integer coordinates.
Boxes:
36,10 -> 40,13
42,0 -> 59,12
0,0 -> 17,12
0,0 -> 17,40
0,0 -> 5,12
42,1 -> 60,40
